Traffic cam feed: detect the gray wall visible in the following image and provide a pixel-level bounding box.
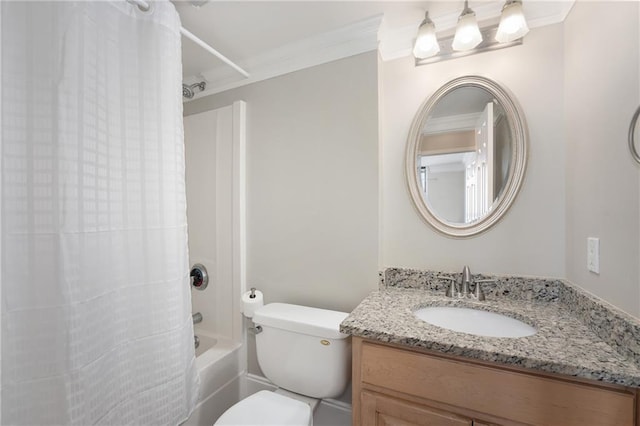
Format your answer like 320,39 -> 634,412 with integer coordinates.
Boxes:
184,52 -> 379,375
564,1 -> 640,315
184,3 -> 640,366
184,52 -> 378,374
185,52 -> 379,313
379,22 -> 566,277
380,1 -> 640,317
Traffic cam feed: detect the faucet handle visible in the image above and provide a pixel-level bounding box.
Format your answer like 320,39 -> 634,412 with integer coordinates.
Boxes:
438,276 -> 459,298
472,282 -> 486,301
472,279 -> 495,301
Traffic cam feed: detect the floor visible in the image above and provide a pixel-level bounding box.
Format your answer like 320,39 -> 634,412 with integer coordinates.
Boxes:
313,403 -> 352,426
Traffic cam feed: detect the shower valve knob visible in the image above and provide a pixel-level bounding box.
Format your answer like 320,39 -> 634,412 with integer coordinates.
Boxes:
190,263 -> 209,290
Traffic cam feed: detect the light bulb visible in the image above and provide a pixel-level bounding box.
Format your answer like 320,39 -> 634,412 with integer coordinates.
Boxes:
496,0 -> 529,43
452,7 -> 482,51
413,12 -> 440,59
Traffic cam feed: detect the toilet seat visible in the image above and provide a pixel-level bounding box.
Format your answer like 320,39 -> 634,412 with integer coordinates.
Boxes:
214,390 -> 313,426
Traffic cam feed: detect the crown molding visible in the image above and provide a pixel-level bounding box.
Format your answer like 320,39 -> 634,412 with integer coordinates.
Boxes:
184,14 -> 382,101
183,1 -> 575,100
425,112 -> 483,135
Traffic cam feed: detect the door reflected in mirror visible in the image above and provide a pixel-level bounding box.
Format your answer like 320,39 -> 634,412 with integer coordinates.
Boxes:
418,87 -> 511,224
406,76 -> 528,238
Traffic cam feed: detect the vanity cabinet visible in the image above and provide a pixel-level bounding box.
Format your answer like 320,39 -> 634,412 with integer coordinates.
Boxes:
352,337 -> 639,426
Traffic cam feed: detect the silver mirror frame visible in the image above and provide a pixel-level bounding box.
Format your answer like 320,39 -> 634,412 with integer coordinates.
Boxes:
629,106 -> 640,164
406,76 -> 528,238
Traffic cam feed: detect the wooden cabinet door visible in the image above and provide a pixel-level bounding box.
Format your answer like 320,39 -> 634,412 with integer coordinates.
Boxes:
359,339 -> 635,426
361,391 -> 472,426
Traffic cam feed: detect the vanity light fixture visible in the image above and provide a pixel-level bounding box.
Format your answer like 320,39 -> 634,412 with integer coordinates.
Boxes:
452,1 -> 483,51
413,11 -> 440,59
413,1 -> 525,66
496,0 -> 529,43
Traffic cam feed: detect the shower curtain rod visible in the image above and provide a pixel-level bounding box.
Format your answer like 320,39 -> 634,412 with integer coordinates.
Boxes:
127,0 -> 250,79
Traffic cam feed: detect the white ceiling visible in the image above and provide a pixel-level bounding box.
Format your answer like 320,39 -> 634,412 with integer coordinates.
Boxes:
173,0 -> 574,100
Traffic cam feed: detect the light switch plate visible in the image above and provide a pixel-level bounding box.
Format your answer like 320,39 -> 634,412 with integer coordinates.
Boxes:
587,237 -> 600,274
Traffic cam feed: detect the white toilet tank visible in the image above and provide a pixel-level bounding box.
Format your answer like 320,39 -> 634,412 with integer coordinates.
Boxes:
252,303 -> 351,399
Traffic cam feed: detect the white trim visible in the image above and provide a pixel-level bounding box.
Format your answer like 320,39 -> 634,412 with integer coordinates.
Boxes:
424,112 -> 482,135
428,164 -> 466,174
245,373 -> 353,412
0,2 -> 3,417
526,1 -> 575,29
231,100 -> 247,367
246,373 -> 276,390
182,2 -> 574,96
320,397 -> 353,413
184,15 -> 382,100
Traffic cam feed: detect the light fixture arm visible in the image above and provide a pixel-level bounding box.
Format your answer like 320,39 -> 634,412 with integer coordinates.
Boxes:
502,0 -> 521,9
460,0 -> 475,18
420,11 -> 434,27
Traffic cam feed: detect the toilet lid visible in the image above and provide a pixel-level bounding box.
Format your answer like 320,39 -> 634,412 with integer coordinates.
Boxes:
215,390 -> 312,426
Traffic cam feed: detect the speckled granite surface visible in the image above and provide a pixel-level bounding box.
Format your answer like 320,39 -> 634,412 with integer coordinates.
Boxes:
341,267 -> 640,387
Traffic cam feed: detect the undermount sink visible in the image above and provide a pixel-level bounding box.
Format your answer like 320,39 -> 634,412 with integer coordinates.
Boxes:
414,306 -> 537,338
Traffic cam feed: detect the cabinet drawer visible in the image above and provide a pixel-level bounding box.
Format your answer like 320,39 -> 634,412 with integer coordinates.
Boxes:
360,341 -> 635,426
362,391 -> 473,426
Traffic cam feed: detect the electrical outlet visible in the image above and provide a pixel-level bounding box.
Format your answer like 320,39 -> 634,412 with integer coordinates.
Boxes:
587,237 -> 600,274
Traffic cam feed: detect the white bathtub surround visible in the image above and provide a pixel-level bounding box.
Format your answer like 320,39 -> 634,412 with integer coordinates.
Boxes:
1,1 -> 198,424
183,102 -> 247,425
184,330 -> 244,426
184,102 -> 246,345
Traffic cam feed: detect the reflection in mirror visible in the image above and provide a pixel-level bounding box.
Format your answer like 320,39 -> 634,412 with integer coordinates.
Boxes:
406,76 -> 527,238
418,87 -> 510,223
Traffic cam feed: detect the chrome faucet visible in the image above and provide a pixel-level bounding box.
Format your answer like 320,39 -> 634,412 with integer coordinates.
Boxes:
442,266 -> 487,301
461,265 -> 472,297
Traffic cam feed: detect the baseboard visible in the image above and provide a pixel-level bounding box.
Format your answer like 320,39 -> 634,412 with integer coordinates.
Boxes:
320,396 -> 352,413
245,373 -> 352,412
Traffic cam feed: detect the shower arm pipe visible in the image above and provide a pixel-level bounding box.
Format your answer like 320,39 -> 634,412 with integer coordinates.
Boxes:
127,0 -> 250,79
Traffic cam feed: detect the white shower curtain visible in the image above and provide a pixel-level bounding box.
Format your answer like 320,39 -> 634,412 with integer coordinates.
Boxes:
1,1 -> 199,424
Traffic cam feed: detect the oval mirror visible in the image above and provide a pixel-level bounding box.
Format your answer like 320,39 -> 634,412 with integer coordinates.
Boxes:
406,76 -> 528,238
629,106 -> 640,164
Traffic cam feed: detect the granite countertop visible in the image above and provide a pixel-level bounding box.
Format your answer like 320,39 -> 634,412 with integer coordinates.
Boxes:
340,268 -> 640,388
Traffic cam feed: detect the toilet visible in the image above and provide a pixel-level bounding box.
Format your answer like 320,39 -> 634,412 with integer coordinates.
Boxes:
215,303 -> 351,425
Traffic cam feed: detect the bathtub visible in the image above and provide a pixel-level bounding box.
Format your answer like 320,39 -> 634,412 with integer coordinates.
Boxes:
183,329 -> 244,426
